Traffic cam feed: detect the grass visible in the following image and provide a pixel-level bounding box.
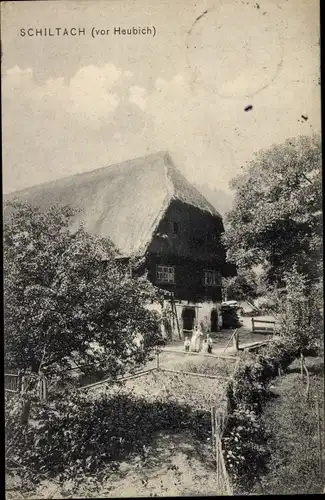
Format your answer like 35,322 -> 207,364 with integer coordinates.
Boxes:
259,354 -> 324,495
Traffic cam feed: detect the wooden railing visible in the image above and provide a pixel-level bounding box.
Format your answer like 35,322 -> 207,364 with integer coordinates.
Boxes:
251,318 -> 276,334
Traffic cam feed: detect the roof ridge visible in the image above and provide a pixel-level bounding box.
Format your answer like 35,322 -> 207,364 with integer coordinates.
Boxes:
5,150 -> 172,196
164,155 -> 222,218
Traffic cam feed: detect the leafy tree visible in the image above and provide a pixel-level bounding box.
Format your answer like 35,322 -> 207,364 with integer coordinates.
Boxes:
222,269 -> 258,302
4,200 -> 162,385
223,134 -> 322,286
264,266 -> 323,356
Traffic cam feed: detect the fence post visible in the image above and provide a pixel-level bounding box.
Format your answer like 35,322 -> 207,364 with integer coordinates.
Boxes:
156,349 -> 160,370
233,330 -> 239,352
215,412 -> 220,490
316,399 -> 323,476
211,407 -> 216,458
300,352 -> 304,378
251,317 -> 254,333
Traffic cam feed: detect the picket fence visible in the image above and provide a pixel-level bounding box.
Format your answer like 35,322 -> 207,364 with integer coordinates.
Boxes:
5,372 -> 48,401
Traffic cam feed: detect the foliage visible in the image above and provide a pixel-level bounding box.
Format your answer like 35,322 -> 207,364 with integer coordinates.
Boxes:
260,355 -> 324,494
5,389 -> 210,492
222,268 -> 258,302
228,358 -> 270,414
223,134 -> 322,286
223,405 -> 270,490
4,200 -> 163,384
264,267 -> 323,355
223,336 -> 303,492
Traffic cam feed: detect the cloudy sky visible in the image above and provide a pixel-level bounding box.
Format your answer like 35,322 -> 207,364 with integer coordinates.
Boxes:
2,0 -> 320,196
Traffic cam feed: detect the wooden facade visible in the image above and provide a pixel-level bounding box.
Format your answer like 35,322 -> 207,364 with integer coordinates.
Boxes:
145,200 -> 226,303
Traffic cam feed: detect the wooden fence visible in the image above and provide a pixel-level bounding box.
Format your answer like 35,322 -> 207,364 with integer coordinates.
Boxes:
80,352 -> 237,495
158,348 -> 237,361
5,373 -> 21,393
211,393 -> 235,494
251,318 -> 276,334
5,372 -> 48,401
214,356 -> 240,495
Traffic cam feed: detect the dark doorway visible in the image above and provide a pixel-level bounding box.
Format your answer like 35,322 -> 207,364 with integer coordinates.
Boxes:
182,307 -> 195,331
210,309 -> 218,332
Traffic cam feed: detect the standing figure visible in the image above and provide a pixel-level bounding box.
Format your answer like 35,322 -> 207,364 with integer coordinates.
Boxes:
196,325 -> 204,352
190,326 -> 199,352
201,338 -> 209,354
184,335 -> 190,352
207,334 -> 213,354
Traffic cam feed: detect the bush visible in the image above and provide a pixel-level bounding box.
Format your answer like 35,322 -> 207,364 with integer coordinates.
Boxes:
223,336 -> 303,493
223,405 -> 270,490
5,389 -> 210,491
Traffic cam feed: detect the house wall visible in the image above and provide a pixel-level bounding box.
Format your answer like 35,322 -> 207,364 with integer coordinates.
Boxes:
145,199 -> 226,303
144,254 -> 222,302
174,301 -> 222,332
148,199 -> 226,264
150,299 -> 223,340
137,199 -> 234,339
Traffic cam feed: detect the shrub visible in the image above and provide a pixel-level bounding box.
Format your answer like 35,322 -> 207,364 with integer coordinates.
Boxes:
223,405 -> 270,490
223,337 -> 302,493
266,267 -> 323,356
227,354 -> 273,415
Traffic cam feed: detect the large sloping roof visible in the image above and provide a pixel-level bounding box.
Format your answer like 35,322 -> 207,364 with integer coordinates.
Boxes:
4,151 -> 222,257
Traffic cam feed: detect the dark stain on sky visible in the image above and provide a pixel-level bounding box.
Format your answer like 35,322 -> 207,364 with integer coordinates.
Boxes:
194,10 -> 208,25
186,9 -> 209,48
244,105 -> 253,112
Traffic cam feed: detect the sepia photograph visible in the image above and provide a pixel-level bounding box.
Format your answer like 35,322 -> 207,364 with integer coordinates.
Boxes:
2,0 -> 323,497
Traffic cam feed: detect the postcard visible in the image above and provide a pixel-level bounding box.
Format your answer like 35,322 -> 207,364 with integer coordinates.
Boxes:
3,0 -> 322,498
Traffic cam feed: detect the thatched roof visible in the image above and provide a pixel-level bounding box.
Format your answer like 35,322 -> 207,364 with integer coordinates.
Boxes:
4,151 -> 222,257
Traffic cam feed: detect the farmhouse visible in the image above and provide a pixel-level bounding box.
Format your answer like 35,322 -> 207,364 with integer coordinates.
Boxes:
5,151 -> 235,338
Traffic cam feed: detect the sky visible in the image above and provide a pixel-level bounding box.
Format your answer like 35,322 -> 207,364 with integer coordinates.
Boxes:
1,0 -> 320,196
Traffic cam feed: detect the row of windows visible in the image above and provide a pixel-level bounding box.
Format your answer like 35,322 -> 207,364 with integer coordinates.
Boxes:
156,265 -> 221,286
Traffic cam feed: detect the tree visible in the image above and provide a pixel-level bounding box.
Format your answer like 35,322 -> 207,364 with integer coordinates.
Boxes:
4,200 -> 162,385
222,269 -> 258,302
264,266 -> 323,356
223,134 -> 322,286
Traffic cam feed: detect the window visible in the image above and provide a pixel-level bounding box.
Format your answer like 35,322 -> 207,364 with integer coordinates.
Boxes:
204,270 -> 221,287
156,265 -> 175,284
